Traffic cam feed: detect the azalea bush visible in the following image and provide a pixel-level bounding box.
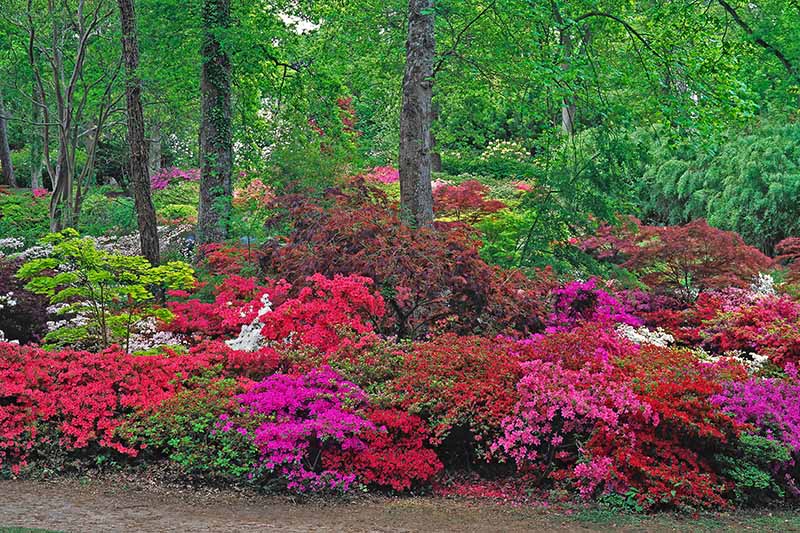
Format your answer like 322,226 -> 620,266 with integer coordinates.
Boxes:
221,367 -> 375,492
0,342 -> 214,474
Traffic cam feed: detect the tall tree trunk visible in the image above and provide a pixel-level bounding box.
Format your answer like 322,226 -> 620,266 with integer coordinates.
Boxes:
552,3 -> 575,135
30,89 -> 43,190
399,0 -> 435,228
197,0 -> 233,245
148,122 -> 162,176
0,93 -> 16,188
118,0 -> 160,265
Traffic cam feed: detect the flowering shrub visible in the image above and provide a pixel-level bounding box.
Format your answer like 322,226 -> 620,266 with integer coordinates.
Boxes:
581,346 -> 747,509
494,356 -> 653,484
698,295 -> 800,367
260,274 -> 385,355
222,367 -> 374,492
167,276 -> 285,339
150,167 -> 200,190
362,166 -> 399,184
388,334 -> 525,451
323,408 -> 442,491
546,278 -> 642,332
713,366 -> 800,458
0,342 -> 214,474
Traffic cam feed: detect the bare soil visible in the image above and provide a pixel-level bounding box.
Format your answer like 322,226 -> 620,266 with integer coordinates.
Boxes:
1,479 -> 799,533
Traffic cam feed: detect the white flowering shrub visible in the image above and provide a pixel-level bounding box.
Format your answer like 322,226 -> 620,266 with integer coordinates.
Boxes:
693,347 -> 770,374
616,324 -> 675,347
226,293 -> 273,352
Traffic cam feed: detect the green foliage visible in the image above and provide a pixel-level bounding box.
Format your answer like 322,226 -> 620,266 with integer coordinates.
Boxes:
152,181 -> 199,224
716,433 -> 793,504
0,190 -> 49,246
638,123 -> 800,254
16,229 -> 195,351
118,373 -> 261,481
77,189 -> 138,237
472,129 -> 642,273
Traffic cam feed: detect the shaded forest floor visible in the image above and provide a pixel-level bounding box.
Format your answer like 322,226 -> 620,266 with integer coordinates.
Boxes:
1,479 -> 800,532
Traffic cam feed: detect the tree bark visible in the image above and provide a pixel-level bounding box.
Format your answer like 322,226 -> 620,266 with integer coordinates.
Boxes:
0,93 -> 16,188
118,0 -> 160,265
148,122 -> 162,176
197,0 -> 233,245
399,0 -> 435,228
552,2 -> 575,135
30,84 -> 42,190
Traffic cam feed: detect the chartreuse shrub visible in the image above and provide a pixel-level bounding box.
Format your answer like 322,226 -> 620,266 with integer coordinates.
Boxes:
16,229 -> 195,351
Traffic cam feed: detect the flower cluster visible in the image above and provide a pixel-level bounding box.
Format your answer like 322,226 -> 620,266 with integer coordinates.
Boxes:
150,167 -> 200,190
222,367 -> 374,492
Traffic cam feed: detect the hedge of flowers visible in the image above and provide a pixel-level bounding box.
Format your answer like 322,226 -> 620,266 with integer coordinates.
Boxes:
2,184 -> 800,511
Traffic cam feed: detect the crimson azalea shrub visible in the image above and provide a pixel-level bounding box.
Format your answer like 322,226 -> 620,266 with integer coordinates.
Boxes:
0,258 -> 49,344
323,408 -> 442,491
221,367 -> 374,492
260,185 -> 551,338
0,342 -> 214,474
578,346 -> 746,509
259,274 -> 385,355
699,295 -> 800,367
167,275 -> 289,339
387,334 -> 526,454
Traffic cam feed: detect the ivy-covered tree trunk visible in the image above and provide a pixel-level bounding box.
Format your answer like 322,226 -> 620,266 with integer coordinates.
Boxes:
197,0 -> 233,245
399,0 -> 435,228
0,93 -> 15,188
118,0 -> 160,265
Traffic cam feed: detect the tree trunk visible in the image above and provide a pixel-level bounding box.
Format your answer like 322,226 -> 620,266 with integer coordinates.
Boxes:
0,93 -> 15,188
30,88 -> 43,190
197,0 -> 233,245
118,0 -> 160,265
553,4 -> 575,135
148,122 -> 162,176
399,0 -> 435,228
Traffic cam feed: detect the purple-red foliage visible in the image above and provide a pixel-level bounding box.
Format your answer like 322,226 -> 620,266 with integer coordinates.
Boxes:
582,218 -> 772,298
260,185 -> 552,338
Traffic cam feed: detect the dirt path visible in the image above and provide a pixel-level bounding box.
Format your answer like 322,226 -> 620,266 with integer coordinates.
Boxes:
1,480 -> 799,533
